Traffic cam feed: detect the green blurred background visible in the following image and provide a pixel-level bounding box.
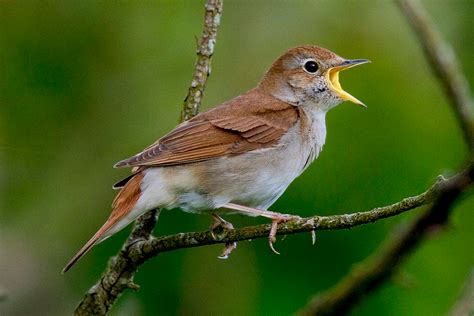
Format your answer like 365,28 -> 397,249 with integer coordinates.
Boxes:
1,1 -> 473,315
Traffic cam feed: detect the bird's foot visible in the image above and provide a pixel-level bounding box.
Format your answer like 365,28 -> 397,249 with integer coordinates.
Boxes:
222,203 -> 302,255
268,214 -> 301,255
210,213 -> 234,240
210,213 -> 237,259
218,241 -> 237,259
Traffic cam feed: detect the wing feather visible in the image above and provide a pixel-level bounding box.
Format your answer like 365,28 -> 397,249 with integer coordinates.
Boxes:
114,88 -> 299,168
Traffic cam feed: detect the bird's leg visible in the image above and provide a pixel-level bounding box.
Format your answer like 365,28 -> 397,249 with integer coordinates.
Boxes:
222,203 -> 301,254
210,213 -> 234,239
218,241 -> 237,260
210,213 -> 237,259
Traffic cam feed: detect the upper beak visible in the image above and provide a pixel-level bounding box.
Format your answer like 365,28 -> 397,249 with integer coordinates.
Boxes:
326,59 -> 370,107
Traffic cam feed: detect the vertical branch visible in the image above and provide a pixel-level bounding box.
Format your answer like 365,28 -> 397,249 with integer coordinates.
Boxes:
127,0 -> 223,257
396,0 -> 474,151
181,0 -> 223,121
73,0 -> 223,314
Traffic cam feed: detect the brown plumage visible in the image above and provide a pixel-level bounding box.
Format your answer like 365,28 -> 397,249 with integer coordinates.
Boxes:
114,88 -> 299,168
63,90 -> 298,273
63,45 -> 369,272
62,173 -> 143,273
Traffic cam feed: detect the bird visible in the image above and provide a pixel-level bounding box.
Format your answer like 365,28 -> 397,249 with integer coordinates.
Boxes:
63,45 -> 369,273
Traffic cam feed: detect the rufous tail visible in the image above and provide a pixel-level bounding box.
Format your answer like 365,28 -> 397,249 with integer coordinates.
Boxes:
62,172 -> 143,273
62,218 -> 118,273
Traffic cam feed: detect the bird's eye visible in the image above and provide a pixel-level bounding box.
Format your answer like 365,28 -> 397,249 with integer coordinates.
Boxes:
303,60 -> 319,73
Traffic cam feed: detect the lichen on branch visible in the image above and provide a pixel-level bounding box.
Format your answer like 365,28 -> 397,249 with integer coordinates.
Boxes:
73,0 -> 474,315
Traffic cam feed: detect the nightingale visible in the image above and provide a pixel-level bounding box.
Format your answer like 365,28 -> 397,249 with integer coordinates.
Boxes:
63,45 -> 369,273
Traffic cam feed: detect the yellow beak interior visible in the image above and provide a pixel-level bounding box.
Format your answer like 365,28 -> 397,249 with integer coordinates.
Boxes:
326,59 -> 369,107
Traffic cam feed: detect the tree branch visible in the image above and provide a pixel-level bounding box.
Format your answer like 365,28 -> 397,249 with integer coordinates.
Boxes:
73,167 -> 450,315
297,1 -> 474,314
396,0 -> 474,151
72,0 -> 473,315
298,164 -> 473,316
181,0 -> 223,121
124,174 -> 445,258
73,0 -> 223,314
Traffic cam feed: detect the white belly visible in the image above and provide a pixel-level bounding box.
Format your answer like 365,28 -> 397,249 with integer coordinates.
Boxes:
136,110 -> 327,215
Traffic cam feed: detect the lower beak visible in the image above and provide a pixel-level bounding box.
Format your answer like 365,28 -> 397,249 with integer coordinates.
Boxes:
326,59 -> 370,107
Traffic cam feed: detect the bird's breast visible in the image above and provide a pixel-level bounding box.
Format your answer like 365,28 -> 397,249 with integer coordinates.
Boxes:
137,110 -> 328,213
298,107 -> 327,171
195,113 -> 327,210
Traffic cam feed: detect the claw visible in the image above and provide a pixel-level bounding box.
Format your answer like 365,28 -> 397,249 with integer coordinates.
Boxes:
269,239 -> 281,255
268,214 -> 300,255
210,214 -> 237,259
220,203 -> 301,256
210,213 -> 234,241
269,219 -> 281,255
218,242 -> 237,259
303,218 -> 317,245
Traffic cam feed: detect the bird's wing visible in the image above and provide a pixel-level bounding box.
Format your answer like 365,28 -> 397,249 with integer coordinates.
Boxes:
114,90 -> 299,168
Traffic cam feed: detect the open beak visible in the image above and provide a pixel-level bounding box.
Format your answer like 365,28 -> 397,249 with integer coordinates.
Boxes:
326,59 -> 370,107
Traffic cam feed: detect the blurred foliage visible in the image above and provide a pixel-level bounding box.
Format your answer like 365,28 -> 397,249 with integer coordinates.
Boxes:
0,1 -> 473,315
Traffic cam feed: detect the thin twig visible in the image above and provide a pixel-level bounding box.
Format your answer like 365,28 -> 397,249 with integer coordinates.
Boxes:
72,0 -> 474,314
396,0 -> 474,151
74,170 -> 450,315
297,0 -> 474,314
73,1 -> 223,314
127,175 -> 444,257
181,0 -> 223,121
298,165 -> 473,316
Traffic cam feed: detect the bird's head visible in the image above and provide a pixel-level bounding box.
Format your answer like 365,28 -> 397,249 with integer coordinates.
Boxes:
260,45 -> 370,111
